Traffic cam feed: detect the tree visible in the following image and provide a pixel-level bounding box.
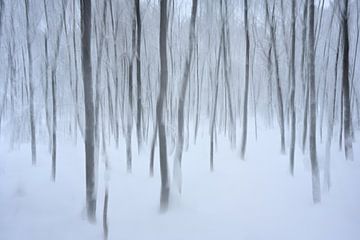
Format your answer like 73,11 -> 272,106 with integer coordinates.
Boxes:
301,0 -> 309,153
173,0 -> 198,194
24,0 -> 37,165
240,0 -> 250,159
289,0 -> 296,175
308,0 -> 321,204
42,0 -> 52,153
265,0 -> 286,153
81,0 -> 96,221
50,0 -> 66,181
341,0 -> 354,161
126,0 -> 137,173
135,0 -> 143,150
157,0 -> 170,211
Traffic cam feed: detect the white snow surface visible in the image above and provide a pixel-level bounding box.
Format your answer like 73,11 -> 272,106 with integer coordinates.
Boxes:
1,126 -> 360,240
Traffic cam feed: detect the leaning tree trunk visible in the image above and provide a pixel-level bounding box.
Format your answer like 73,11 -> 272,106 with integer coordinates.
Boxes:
81,0 -> 96,222
308,0 -> 321,204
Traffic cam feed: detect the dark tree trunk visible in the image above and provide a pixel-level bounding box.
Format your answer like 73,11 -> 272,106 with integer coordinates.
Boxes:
342,0 -> 354,161
158,0 -> 170,212
135,0 -> 143,150
81,0 -> 96,222
240,0 -> 250,159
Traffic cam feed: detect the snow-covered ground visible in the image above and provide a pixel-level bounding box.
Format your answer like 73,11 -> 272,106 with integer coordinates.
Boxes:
1,126 -> 359,240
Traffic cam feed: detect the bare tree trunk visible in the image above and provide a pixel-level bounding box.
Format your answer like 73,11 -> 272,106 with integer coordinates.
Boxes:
324,30 -> 341,192
101,101 -> 109,240
289,0 -> 296,175
350,0 -> 359,140
240,0 -> 250,159
301,0 -> 309,154
42,0 -> 52,152
94,0 -> 107,179
50,0 -> 66,182
173,0 -> 197,194
341,0 -> 354,161
109,0 -> 120,147
265,0 -> 285,153
302,80 -> 310,153
158,0 -> 170,212
308,0 -> 321,204
81,0 -> 96,222
24,0 -> 36,165
127,1 -> 136,173
266,45 -> 273,125
135,0 -> 143,150
149,123 -> 157,177
72,0 -> 84,140
221,0 -> 235,146
210,34 -> 222,172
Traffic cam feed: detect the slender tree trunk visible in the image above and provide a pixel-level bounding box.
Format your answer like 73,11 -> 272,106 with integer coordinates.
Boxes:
24,0 -> 36,165
42,0 -> 52,152
149,123 -> 157,177
158,0 -> 170,212
342,0 -> 354,161
81,0 -> 96,222
240,0 -> 250,159
301,0 -> 309,153
308,0 -> 321,204
135,0 -> 142,150
266,45 -> 273,125
265,0 -> 285,153
324,30 -> 341,192
173,0 -> 197,194
289,0 -> 296,175
127,2 -> 137,173
210,35 -> 222,172
109,0 -> 120,147
72,0 -> 84,140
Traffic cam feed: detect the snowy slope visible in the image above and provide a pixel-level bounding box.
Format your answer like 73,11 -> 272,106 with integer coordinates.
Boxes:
0,127 -> 359,240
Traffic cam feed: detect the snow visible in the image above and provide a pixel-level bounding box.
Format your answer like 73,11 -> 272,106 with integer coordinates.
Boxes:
1,126 -> 360,240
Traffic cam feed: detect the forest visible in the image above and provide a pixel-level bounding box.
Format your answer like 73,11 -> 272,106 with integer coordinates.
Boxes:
0,0 -> 359,239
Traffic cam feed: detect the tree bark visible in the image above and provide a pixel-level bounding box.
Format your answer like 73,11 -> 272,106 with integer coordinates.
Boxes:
289,0 -> 296,175
81,0 -> 96,222
240,0 -> 250,159
158,0 -> 170,212
173,0 -> 197,194
342,0 -> 354,161
308,0 -> 321,204
135,0 -> 143,150
24,0 -> 36,165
